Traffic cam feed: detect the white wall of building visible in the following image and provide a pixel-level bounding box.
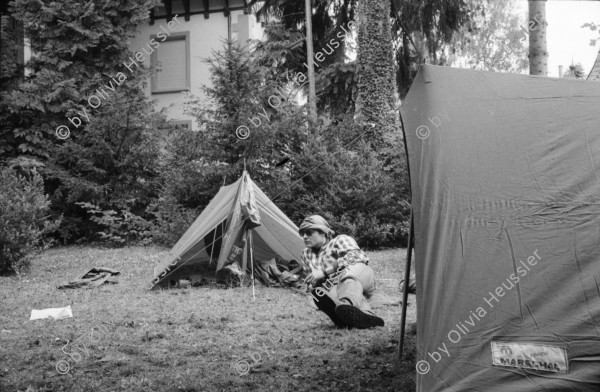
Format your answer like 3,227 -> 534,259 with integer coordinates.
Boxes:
128,11 -> 263,131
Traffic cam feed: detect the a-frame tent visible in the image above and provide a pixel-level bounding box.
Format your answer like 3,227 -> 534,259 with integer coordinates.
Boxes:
400,65 -> 600,391
149,171 -> 304,288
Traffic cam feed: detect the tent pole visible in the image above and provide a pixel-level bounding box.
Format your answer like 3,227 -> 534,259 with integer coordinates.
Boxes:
249,230 -> 256,302
397,209 -> 415,361
208,224 -> 218,265
396,104 -> 415,362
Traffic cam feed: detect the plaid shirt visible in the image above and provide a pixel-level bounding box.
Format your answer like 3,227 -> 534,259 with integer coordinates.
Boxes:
301,234 -> 369,276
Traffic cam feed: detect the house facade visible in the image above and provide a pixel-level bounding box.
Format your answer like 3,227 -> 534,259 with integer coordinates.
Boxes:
130,0 -> 264,131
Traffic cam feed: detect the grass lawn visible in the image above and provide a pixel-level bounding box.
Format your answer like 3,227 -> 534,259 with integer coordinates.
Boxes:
0,246 -> 417,392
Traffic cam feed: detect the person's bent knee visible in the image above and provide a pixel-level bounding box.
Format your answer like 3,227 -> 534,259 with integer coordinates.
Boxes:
338,274 -> 359,284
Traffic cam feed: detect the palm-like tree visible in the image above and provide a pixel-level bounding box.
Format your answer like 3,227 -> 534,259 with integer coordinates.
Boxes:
354,0 -> 399,146
528,0 -> 548,75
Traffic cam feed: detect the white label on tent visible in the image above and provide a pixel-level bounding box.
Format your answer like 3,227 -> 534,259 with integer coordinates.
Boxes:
491,341 -> 568,373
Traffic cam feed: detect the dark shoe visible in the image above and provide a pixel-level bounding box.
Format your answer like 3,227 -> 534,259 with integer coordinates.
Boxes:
335,304 -> 384,329
311,289 -> 346,328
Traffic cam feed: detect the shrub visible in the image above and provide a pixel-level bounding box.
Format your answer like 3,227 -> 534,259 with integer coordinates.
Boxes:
75,202 -> 154,246
276,119 -> 411,249
75,195 -> 198,248
145,195 -> 198,247
0,168 -> 61,275
2,0 -> 167,244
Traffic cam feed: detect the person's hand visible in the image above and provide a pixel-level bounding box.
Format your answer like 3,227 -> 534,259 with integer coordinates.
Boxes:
305,270 -> 326,286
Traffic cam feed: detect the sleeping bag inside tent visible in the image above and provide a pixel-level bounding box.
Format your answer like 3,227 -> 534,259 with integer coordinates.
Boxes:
149,171 -> 305,288
401,65 -> 600,392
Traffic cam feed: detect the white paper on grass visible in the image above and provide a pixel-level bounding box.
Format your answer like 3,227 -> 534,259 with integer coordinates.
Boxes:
30,305 -> 73,320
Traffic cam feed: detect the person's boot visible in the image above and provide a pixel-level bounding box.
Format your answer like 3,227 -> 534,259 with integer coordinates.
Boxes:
311,289 -> 346,328
335,301 -> 384,329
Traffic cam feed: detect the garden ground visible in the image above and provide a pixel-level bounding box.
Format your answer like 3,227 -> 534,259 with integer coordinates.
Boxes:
0,246 -> 417,392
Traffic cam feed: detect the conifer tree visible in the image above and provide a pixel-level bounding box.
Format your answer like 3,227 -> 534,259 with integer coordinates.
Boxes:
1,0 -> 168,242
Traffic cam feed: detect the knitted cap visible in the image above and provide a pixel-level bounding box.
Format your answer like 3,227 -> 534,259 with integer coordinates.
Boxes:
298,215 -> 333,235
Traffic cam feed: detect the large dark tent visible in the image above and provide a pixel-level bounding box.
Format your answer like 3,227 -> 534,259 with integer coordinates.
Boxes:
401,65 -> 600,391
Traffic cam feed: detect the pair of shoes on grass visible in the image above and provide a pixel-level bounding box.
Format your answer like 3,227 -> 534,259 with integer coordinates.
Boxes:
312,290 -> 384,329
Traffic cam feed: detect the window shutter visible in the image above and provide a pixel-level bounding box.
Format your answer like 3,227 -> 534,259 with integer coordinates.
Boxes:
154,38 -> 187,91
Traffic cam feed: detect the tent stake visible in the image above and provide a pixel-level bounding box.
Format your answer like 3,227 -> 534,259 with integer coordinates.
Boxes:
397,209 -> 414,361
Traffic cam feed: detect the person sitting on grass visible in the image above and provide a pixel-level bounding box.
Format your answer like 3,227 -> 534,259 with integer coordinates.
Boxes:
299,215 -> 384,329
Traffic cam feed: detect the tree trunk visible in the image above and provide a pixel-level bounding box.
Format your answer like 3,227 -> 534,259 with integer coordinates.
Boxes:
304,0 -> 317,130
355,0 -> 399,145
528,0 -> 548,75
